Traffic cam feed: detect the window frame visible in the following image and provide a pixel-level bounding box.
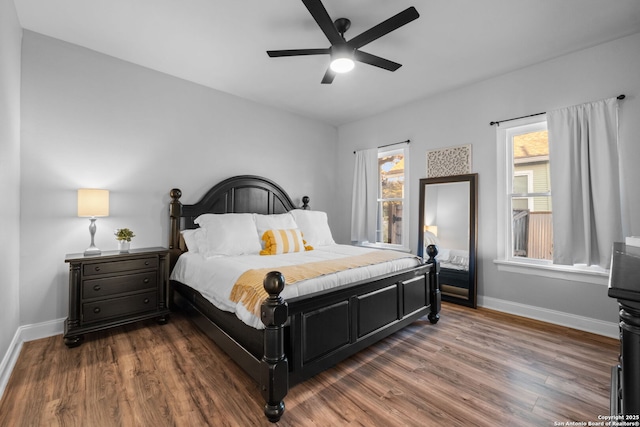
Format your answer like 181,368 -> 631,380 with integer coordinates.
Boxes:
494,115 -> 608,284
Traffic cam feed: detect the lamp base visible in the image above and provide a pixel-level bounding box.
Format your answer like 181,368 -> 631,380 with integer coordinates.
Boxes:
84,245 -> 101,256
84,217 -> 101,256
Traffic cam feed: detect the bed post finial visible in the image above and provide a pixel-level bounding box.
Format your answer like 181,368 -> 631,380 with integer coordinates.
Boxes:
426,244 -> 438,261
261,271 -> 288,423
170,188 -> 182,200
425,244 -> 441,324
301,196 -> 310,210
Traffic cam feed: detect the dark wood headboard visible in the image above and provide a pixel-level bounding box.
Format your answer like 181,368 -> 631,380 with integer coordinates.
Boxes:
169,175 -> 302,266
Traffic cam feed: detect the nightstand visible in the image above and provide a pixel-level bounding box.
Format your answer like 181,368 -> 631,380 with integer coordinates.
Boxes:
63,246 -> 170,347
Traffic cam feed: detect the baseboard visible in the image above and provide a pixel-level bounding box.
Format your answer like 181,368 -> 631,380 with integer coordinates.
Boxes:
18,318 -> 65,343
0,318 -> 65,401
0,329 -> 22,401
478,296 -> 619,339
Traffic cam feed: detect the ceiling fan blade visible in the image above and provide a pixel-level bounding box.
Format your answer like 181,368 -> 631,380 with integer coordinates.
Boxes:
348,6 -> 419,49
267,48 -> 330,57
321,68 -> 336,84
353,50 -> 402,71
301,0 -> 343,45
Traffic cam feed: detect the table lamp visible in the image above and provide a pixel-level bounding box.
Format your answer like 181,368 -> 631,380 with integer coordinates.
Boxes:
77,188 -> 109,255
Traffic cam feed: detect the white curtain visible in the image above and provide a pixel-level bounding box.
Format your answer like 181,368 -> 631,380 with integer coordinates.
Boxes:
351,148 -> 378,243
547,97 -> 623,268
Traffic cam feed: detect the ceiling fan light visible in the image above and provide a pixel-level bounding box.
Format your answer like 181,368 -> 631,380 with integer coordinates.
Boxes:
330,57 -> 355,73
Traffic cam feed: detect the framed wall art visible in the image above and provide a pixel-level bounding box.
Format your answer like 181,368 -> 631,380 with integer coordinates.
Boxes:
426,144 -> 472,178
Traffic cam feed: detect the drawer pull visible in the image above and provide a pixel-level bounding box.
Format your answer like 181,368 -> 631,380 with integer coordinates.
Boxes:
93,285 -> 101,291
94,266 -> 101,272
145,261 -> 150,266
144,298 -> 150,304
93,307 -> 101,314
143,278 -> 150,284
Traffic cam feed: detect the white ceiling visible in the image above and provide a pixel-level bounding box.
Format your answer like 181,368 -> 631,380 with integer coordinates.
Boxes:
13,0 -> 640,126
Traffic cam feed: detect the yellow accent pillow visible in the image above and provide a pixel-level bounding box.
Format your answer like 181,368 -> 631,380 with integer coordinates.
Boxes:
260,229 -> 314,255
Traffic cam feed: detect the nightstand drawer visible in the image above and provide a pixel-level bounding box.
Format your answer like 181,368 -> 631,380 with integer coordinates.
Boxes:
82,272 -> 157,299
83,257 -> 158,276
82,291 -> 158,323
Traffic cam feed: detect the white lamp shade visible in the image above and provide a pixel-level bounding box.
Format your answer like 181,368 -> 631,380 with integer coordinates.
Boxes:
77,189 -> 109,217
424,225 -> 438,236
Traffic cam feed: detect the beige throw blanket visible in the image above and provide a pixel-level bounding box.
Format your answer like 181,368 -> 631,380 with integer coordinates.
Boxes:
229,250 -> 415,319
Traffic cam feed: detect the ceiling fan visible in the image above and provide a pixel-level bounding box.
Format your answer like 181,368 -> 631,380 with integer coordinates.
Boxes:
267,0 -> 419,84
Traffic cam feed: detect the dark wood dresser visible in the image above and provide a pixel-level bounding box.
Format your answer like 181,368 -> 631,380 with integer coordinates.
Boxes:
63,247 -> 170,347
608,242 -> 640,415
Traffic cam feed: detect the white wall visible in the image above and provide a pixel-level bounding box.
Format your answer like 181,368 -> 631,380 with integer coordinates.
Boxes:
19,31 -> 338,326
336,32 -> 640,325
0,0 -> 22,367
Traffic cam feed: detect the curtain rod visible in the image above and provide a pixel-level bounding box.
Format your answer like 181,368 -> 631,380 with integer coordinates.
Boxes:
489,94 -> 626,126
353,139 -> 410,154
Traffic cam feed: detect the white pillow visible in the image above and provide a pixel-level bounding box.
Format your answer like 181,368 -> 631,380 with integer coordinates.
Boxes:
449,249 -> 469,267
254,213 -> 298,248
194,213 -> 262,256
289,209 -> 335,247
181,228 -> 207,253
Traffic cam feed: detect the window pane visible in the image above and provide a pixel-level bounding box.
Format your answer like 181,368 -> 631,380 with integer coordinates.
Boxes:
379,154 -> 404,199
512,130 -> 551,193
378,201 -> 403,244
513,175 -> 529,194
511,196 -> 553,260
512,198 -> 530,210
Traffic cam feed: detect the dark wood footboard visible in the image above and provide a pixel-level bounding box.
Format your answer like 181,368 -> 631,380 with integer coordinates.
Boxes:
259,245 -> 440,422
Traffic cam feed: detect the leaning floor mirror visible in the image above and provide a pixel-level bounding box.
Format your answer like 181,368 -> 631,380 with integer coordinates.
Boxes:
418,173 -> 478,308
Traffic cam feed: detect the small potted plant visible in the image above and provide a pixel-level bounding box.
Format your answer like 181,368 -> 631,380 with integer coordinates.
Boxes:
114,228 -> 135,253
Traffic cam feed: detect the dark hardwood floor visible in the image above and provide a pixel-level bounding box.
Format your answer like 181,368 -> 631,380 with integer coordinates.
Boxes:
0,303 -> 618,426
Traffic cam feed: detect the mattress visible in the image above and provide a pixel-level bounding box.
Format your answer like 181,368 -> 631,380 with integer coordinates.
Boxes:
170,244 -> 420,329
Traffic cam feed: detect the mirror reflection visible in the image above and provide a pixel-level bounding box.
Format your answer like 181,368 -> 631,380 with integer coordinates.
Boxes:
419,174 -> 477,308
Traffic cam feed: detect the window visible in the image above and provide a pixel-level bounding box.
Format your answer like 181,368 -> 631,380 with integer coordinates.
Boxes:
376,146 -> 409,249
498,118 -> 553,263
495,100 -> 619,283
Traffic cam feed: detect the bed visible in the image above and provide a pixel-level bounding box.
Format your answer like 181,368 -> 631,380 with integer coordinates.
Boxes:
168,175 -> 441,422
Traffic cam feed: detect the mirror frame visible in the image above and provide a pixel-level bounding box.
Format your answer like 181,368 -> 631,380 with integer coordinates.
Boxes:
418,173 -> 478,308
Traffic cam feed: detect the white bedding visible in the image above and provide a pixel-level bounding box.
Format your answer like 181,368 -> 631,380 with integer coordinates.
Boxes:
436,248 -> 469,271
170,244 -> 420,329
